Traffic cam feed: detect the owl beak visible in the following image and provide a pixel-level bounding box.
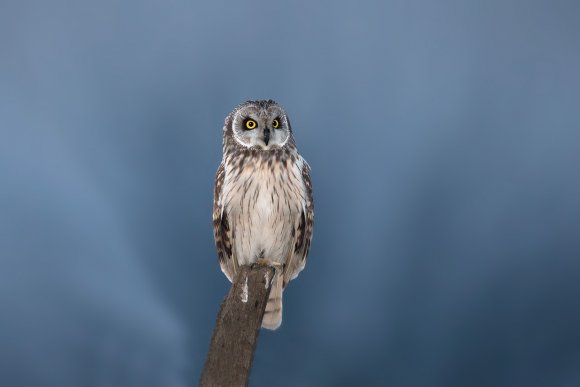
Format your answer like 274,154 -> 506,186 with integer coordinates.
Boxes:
263,128 -> 270,146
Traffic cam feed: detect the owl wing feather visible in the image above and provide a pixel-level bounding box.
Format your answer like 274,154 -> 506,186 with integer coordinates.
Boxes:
213,162 -> 238,281
283,159 -> 314,287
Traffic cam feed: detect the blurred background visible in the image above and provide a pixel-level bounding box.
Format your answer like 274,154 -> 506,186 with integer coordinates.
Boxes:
1,0 -> 580,386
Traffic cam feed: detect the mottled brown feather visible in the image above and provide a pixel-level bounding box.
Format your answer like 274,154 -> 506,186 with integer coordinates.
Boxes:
282,161 -> 314,287
213,163 -> 238,279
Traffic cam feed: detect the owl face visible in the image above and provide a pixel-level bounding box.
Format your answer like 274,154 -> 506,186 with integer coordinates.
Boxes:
228,101 -> 291,150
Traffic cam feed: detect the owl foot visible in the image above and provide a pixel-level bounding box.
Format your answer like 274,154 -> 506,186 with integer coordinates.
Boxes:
252,259 -> 283,273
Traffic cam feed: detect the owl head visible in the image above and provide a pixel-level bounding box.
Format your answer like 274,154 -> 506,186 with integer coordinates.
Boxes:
224,100 -> 293,150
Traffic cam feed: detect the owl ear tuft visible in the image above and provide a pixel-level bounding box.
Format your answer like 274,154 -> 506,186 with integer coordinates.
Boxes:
224,114 -> 234,132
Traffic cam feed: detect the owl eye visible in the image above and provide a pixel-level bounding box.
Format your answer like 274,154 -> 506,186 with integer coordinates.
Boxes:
272,118 -> 280,129
244,119 -> 257,130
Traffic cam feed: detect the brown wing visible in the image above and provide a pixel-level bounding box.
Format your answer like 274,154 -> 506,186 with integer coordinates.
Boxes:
213,163 -> 238,282
283,160 -> 314,287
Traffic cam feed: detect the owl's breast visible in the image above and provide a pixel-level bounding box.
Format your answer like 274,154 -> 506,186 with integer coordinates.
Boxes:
222,158 -> 305,265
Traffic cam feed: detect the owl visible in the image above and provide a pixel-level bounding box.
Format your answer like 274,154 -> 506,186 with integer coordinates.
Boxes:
213,100 -> 313,330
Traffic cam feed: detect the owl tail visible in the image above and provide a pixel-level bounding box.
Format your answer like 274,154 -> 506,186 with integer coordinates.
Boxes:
261,272 -> 283,330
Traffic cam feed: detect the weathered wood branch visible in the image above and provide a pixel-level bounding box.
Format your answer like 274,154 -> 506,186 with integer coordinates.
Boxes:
200,264 -> 275,387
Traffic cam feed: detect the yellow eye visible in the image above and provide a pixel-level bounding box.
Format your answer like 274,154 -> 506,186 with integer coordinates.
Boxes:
272,118 -> 280,128
245,119 -> 257,130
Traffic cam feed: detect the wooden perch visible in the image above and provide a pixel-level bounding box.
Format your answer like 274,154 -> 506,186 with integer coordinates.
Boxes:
200,264 -> 275,387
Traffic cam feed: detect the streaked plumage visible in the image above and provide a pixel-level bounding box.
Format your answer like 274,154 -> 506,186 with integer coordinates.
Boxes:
213,100 -> 313,330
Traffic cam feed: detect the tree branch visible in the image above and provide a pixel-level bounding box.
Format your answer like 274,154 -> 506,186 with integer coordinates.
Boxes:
200,264 -> 275,387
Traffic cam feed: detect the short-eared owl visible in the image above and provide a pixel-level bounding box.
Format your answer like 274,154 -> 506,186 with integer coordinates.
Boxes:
213,100 -> 313,330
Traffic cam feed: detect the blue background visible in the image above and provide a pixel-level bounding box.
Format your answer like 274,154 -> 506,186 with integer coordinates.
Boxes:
2,1 -> 580,386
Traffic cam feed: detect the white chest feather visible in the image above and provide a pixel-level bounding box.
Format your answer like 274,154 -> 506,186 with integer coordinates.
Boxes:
221,157 -> 305,265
